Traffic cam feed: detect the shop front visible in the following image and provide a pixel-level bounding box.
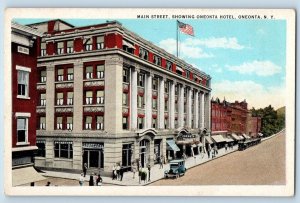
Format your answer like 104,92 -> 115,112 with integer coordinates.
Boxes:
139,139 -> 150,168
211,135 -> 227,149
154,139 -> 162,164
82,142 -> 104,169
176,131 -> 199,158
122,143 -> 133,172
166,139 -> 180,161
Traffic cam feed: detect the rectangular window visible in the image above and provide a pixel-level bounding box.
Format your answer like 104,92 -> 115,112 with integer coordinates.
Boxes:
40,70 -> 46,83
39,116 -> 46,130
166,60 -> 172,71
66,40 -> 73,53
123,93 -> 128,106
138,73 -> 145,87
164,81 -> 169,93
85,91 -> 93,104
96,116 -> 104,130
152,118 -> 157,129
122,117 -> 128,130
56,116 -> 63,130
123,68 -> 129,83
96,36 -> 104,50
54,141 -> 73,159
17,118 -> 28,143
57,69 -> 64,81
152,78 -> 158,90
85,38 -> 93,51
36,141 -> 46,157
85,66 -> 93,79
186,70 -> 190,78
67,68 -> 73,81
18,71 -> 29,97
164,118 -> 169,129
96,90 -> 104,104
85,116 -> 92,130
67,92 -> 73,105
139,48 -> 149,60
40,93 -> 46,106
56,92 -> 64,105
41,42 -> 46,56
56,42 -> 64,54
137,95 -> 144,108
138,117 -> 144,129
175,118 -> 178,128
96,65 -> 104,79
66,116 -> 73,130
123,39 -> 135,54
152,98 -> 157,110
175,85 -> 178,96
153,55 -> 161,66
164,99 -> 169,111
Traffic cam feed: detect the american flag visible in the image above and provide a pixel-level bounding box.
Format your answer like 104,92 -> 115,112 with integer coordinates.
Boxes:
178,21 -> 194,36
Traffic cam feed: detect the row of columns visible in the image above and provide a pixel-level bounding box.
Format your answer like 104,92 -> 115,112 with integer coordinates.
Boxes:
129,67 -> 211,131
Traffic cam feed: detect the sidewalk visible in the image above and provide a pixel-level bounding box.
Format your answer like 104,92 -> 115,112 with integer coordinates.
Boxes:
41,145 -> 238,186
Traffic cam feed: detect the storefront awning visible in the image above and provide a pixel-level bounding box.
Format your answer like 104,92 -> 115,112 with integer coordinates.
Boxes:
238,135 -> 245,140
225,137 -> 234,142
205,136 -> 214,144
230,133 -> 242,141
211,135 -> 227,143
242,134 -> 251,139
12,166 -> 46,186
166,140 -> 180,152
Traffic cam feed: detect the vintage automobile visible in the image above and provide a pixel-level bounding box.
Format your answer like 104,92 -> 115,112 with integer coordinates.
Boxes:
164,159 -> 186,179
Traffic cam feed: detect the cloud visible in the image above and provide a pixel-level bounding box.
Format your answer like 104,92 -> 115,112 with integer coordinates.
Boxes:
212,80 -> 285,109
227,60 -> 282,76
185,37 -> 245,50
158,38 -> 213,59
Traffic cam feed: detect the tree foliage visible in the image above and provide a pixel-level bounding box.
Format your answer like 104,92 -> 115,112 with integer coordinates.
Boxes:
251,105 -> 285,137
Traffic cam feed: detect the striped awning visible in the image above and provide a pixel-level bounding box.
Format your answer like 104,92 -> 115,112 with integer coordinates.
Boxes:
166,140 -> 180,152
225,137 -> 234,142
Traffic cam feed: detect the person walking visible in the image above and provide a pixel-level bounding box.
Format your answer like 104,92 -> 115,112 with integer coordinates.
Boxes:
207,148 -> 211,158
112,164 -> 116,180
89,175 -> 94,186
116,164 -> 121,180
79,173 -> 84,186
225,143 -> 228,151
119,167 -> 124,181
96,174 -> 103,186
45,181 -> 51,186
83,163 -> 87,177
131,162 -> 136,179
159,155 -> 164,169
147,164 -> 151,182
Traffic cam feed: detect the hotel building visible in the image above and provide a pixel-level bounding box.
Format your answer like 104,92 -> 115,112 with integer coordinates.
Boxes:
28,20 -> 211,175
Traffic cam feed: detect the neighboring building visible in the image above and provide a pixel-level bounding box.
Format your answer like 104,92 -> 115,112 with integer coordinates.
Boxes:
28,20 -> 212,175
247,114 -> 262,138
11,22 -> 45,186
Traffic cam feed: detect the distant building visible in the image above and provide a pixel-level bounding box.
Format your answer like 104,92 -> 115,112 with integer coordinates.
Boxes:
247,114 -> 262,138
11,22 -> 45,186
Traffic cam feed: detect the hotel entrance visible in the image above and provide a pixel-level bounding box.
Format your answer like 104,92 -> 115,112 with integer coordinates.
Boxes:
139,139 -> 150,168
82,142 -> 104,169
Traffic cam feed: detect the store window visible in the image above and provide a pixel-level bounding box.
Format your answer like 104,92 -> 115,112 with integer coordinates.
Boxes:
36,140 -> 46,157
54,141 -> 73,159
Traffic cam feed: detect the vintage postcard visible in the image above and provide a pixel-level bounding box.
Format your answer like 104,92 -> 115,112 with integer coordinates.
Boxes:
4,8 -> 295,196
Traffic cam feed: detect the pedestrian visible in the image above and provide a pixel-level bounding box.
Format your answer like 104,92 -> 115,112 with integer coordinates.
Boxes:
159,155 -> 164,169
45,181 -> 51,186
89,175 -> 94,186
83,163 -> 87,177
131,162 -> 136,179
225,143 -> 228,151
116,164 -> 121,180
147,164 -> 151,182
207,148 -> 210,158
93,173 -> 97,186
119,167 -> 124,181
96,174 -> 103,186
112,164 -> 116,180
79,173 -> 84,186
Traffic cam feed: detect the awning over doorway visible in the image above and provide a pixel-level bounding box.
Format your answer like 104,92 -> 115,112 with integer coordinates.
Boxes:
12,166 -> 46,186
205,136 -> 214,144
166,140 -> 180,152
242,134 -> 251,139
230,133 -> 242,141
211,135 -> 227,143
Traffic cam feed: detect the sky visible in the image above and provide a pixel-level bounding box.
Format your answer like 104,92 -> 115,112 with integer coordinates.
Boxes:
15,18 -> 286,109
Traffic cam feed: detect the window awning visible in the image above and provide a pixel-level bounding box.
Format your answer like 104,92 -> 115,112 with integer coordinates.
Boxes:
12,166 -> 46,186
166,140 -> 180,152
122,39 -> 135,49
211,135 -> 227,143
230,133 -> 242,141
205,136 -> 214,144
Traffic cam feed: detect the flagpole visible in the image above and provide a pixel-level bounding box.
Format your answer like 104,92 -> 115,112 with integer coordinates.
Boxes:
176,20 -> 179,58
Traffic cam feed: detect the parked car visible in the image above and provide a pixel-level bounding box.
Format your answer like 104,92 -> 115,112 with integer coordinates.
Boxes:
164,159 -> 186,179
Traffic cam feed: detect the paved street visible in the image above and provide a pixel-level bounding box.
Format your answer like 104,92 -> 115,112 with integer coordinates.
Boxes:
150,131 -> 285,185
